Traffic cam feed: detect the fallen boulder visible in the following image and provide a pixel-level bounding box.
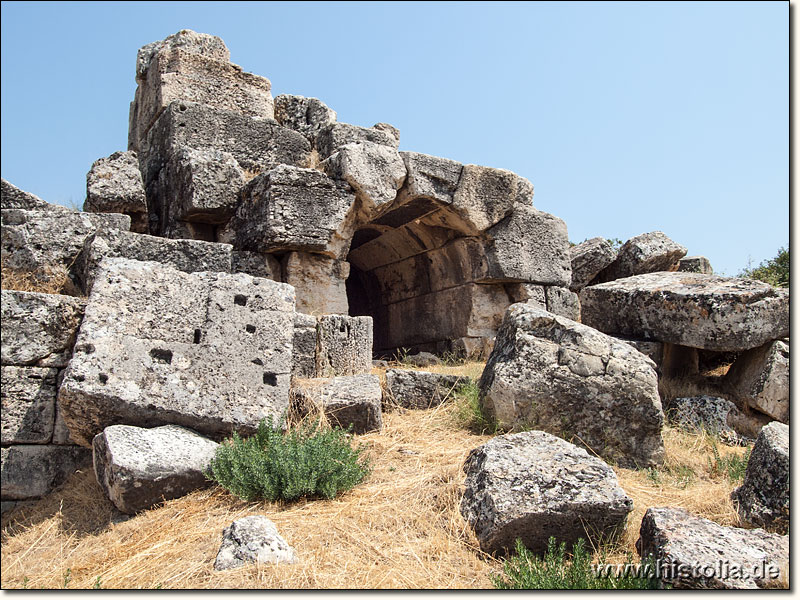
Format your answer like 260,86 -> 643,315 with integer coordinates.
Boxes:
569,237 -> 617,291
384,369 -> 466,409
678,255 -> 713,274
636,506 -> 788,589
724,340 -> 788,423
274,94 -> 337,143
667,396 -> 745,446
214,515 -> 298,570
460,430 -> 633,556
84,150 -> 148,233
593,231 -> 686,283
580,272 -> 789,352
479,304 -> 665,468
291,374 -> 382,434
731,421 -> 789,533
93,424 -> 219,514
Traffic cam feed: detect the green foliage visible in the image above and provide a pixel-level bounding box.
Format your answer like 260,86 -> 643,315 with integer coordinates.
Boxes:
493,538 -> 660,590
738,246 -> 789,288
62,568 -> 72,589
607,237 -> 625,251
92,577 -> 103,589
452,380 -> 497,435
206,417 -> 371,502
708,442 -> 750,483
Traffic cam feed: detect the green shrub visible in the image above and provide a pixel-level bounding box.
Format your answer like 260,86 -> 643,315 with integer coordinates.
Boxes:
493,538 -> 660,590
739,246 -> 789,288
206,417 -> 371,502
452,380 -> 497,435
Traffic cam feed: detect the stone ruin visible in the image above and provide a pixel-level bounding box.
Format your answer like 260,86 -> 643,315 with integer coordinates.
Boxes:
0,29 -> 789,586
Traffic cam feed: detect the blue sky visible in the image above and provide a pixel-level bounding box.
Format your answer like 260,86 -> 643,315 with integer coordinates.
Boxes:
0,1 -> 788,276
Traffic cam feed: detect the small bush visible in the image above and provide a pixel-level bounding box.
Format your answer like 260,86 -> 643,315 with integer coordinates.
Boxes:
738,246 -> 789,288
206,417 -> 371,502
452,380 -> 497,435
493,538 -> 660,590
708,442 -> 750,483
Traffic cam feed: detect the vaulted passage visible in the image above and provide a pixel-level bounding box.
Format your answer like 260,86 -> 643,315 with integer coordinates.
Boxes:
345,197 -> 512,358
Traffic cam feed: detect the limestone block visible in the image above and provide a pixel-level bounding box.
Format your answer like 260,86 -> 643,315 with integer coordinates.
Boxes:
282,252 -> 350,315
594,231 -> 686,283
214,516 -> 298,570
450,164 -> 534,233
1,445 -> 92,500
315,122 -> 398,160
292,313 -> 318,379
460,431 -> 633,556
636,506 -> 788,589
85,151 -> 148,233
1,179 -> 68,212
544,286 -> 580,321
667,396 -> 744,446
384,369 -> 466,409
53,402 -> 78,445
274,94 -> 336,142
506,283 -> 547,309
1,291 -> 86,367
323,142 -> 407,211
580,272 -> 789,352
93,424 -> 219,514
58,258 -> 296,446
316,315 -> 372,377
291,375 -> 382,434
610,336 -> 664,371
399,152 -> 463,205
678,255 -> 713,274
233,165 -> 357,258
569,237 -> 617,291
136,29 -> 231,82
479,304 -> 665,468
1,366 -> 58,444
725,340 -> 788,422
231,251 -> 281,280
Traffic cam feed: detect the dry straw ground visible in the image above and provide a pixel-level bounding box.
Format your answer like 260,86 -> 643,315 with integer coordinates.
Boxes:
1,362 -> 751,590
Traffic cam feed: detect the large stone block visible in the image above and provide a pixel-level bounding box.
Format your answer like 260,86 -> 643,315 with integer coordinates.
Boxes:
135,29 -> 230,82
399,151 -> 463,205
580,272 -> 789,352
594,231 -> 686,283
274,94 -> 337,143
724,340 -> 788,422
80,229 -> 233,293
58,258 -> 296,446
282,252 -> 350,315
667,396 -> 744,446
460,431 -> 633,556
231,250 -> 281,281
678,255 -> 713,274
636,506 -> 788,589
384,369 -> 466,409
731,421 -> 789,533
292,312 -> 318,379
479,304 -> 665,468
544,286 -> 580,321
315,122 -> 398,160
450,164 -> 533,233
1,445 -> 91,500
85,151 -> 148,233
484,205 -> 571,286
1,366 -> 58,444
233,165 -> 357,258
1,179 -> 68,212
569,237 -> 617,291
291,374 -> 382,434
93,424 -> 219,514
316,315 -> 372,377
323,142 -> 407,211
1,291 -> 86,367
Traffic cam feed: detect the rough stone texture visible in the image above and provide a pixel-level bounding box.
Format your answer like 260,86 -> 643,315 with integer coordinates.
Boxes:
384,369 -> 466,409
484,206 -> 571,286
214,515 -> 298,570
1,209 -> 131,277
460,430 -> 633,556
315,122 -> 398,160
451,164 -> 534,233
725,340 -> 788,423
129,30 -> 273,152
292,313 -> 318,379
93,424 -> 219,514
53,403 -> 78,445
291,374 -> 382,434
315,315 -> 372,377
678,255 -> 713,274
667,396 -> 744,446
580,272 -> 789,352
1,291 -> 86,368
1,179 -> 67,212
544,286 -> 580,321
594,231 -> 687,283
1,366 -> 58,444
399,352 -> 441,367
1,445 -> 92,500
282,252 -> 350,315
233,165 -> 357,258
372,122 -> 400,143
58,258 -> 295,446
506,283 -> 547,310
231,250 -> 281,281
569,237 -> 617,291
479,304 -> 665,468
323,142 -> 407,211
274,94 -> 336,142
79,229 -> 233,293
731,422 -> 789,534
398,151 -> 463,205
636,506 -> 788,589
610,336 -> 664,370
85,151 -> 149,233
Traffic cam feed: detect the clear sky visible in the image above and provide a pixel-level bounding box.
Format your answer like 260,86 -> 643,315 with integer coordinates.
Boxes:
1,1 -> 788,276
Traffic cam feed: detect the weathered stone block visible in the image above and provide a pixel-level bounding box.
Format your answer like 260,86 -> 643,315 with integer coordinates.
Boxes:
1,179 -> 68,212
1,366 -> 58,444
93,424 -> 219,514
316,315 -> 372,377
451,164 -> 533,233
384,369 -> 466,409
274,94 -> 336,142
85,151 -> 148,233
610,336 -> 664,370
291,374 -> 382,434
315,122 -> 398,160
399,151 -> 463,205
231,250 -> 281,280
731,421 -> 789,533
636,506 -> 788,589
214,516 -> 298,570
725,340 -> 788,422
569,237 -> 617,291
667,396 -> 744,446
544,286 -> 580,321
233,165 -> 357,258
1,291 -> 86,367
678,255 -> 713,274
292,313 -> 318,379
53,402 -> 78,445
479,304 -> 665,468
594,231 -> 686,283
58,258 -> 296,446
1,445 -> 92,500
323,142 -> 406,211
282,252 -> 350,315
506,283 -> 547,309
460,431 -> 633,556
580,272 -> 789,352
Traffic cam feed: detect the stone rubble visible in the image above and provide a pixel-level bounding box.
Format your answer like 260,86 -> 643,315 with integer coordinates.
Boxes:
214,515 -> 298,570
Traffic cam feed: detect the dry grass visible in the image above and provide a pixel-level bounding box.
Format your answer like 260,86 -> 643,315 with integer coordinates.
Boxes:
1,371 -> 760,590
1,262 -> 81,296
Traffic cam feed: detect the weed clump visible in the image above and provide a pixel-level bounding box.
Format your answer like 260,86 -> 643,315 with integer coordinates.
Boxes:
452,380 -> 497,435
708,442 -> 750,483
207,417 -> 370,502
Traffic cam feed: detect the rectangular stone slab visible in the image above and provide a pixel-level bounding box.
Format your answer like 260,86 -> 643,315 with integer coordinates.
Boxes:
1,366 -> 58,444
